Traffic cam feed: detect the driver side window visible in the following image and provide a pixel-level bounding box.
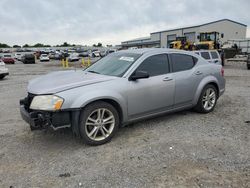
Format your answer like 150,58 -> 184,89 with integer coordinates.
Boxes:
136,54 -> 170,77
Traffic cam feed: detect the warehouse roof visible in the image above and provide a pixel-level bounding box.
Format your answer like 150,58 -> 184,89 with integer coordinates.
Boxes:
151,19 -> 247,34
122,36 -> 152,43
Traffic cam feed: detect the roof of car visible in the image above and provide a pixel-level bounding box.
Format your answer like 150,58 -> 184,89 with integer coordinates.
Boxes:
119,48 -> 186,54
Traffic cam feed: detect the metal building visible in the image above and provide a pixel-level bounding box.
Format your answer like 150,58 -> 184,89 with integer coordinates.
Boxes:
121,19 -> 247,49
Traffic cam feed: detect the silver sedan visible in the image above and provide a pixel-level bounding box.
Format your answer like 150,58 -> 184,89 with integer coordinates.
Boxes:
20,48 -> 225,145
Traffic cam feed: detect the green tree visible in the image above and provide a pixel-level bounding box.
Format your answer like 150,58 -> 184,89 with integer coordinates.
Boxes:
97,42 -> 102,47
13,45 -> 21,48
0,43 -> 10,48
23,44 -> 30,48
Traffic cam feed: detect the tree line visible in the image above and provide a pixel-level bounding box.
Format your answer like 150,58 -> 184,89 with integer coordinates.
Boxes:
0,42 -> 106,48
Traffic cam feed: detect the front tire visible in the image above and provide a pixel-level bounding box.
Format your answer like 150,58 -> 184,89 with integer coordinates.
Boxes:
194,84 -> 218,113
79,101 -> 119,145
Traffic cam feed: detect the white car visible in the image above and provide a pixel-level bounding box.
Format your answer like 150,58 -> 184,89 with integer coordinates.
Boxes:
90,50 -> 101,58
194,50 -> 222,65
40,54 -> 50,62
14,53 -> 22,61
68,53 -> 80,62
0,60 -> 9,79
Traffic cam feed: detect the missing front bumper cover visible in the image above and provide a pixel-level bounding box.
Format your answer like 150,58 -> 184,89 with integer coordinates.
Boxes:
20,104 -> 71,131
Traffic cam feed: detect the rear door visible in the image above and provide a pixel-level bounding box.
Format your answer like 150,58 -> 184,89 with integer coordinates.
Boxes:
169,53 -> 202,107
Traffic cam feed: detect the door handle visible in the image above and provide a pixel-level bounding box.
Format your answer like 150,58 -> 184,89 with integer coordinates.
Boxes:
195,71 -> 203,75
163,77 -> 173,81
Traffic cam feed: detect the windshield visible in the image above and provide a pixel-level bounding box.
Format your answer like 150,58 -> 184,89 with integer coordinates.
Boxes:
200,33 -> 217,42
86,52 -> 141,77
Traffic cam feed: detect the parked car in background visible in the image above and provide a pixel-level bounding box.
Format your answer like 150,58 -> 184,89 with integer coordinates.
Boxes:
1,54 -> 15,64
2,49 -> 11,53
54,53 -> 62,60
14,53 -> 22,61
0,60 -> 9,79
20,48 -> 225,145
40,54 -> 50,62
79,50 -> 90,57
21,54 -> 36,64
90,49 -> 101,57
194,50 -> 222,65
49,53 -> 56,59
100,49 -> 117,57
68,53 -> 80,62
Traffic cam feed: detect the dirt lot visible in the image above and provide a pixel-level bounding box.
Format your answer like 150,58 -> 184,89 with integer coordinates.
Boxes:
0,60 -> 250,188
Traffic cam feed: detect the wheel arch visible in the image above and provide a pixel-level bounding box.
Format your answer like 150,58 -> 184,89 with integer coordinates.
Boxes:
82,98 -> 124,125
193,76 -> 220,105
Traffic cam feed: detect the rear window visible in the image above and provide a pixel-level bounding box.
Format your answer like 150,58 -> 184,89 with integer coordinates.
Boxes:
211,51 -> 219,59
170,54 -> 196,72
200,52 -> 210,60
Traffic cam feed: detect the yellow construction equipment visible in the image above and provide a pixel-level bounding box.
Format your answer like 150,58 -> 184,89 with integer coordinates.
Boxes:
65,59 -> 69,68
61,59 -> 65,67
169,36 -> 195,50
195,31 -> 223,50
81,58 -> 85,67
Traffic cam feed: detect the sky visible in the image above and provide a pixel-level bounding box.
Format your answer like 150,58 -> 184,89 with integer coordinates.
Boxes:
0,0 -> 249,46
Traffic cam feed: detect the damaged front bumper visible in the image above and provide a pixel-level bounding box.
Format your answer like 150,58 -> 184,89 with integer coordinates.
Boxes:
20,98 -> 71,131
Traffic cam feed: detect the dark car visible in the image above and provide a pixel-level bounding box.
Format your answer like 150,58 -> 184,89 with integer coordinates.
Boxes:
21,54 -> 36,64
1,54 -> 15,64
79,50 -> 90,57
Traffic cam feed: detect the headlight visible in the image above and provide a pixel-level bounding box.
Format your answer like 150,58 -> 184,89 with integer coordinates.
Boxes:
30,95 -> 64,111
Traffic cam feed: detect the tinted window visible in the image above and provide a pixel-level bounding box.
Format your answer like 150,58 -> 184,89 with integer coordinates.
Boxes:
136,54 -> 169,77
200,52 -> 210,60
211,51 -> 219,59
171,54 -> 195,72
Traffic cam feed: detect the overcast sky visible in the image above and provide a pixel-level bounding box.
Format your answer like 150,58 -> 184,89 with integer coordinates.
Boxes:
0,0 -> 249,46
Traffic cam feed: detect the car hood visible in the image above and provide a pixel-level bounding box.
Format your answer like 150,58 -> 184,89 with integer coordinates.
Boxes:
28,70 -> 116,94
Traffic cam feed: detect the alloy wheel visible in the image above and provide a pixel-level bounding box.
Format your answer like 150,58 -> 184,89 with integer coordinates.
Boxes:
85,108 -> 115,141
202,88 -> 216,111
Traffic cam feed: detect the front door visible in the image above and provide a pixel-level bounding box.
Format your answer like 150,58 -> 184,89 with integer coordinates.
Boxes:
127,54 -> 175,118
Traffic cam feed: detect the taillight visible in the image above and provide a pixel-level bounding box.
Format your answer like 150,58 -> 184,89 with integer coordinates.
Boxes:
221,67 -> 224,77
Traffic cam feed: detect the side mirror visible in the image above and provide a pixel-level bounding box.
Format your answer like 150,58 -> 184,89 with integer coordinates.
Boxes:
221,33 -> 224,38
129,71 -> 149,81
197,35 -> 200,40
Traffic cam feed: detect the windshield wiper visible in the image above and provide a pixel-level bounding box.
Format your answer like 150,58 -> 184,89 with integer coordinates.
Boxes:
87,70 -> 100,74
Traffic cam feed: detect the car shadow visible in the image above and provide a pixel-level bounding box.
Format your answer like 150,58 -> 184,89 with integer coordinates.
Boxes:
24,109 -> 195,149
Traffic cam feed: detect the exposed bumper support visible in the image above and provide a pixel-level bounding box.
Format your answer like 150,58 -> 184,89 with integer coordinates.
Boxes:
20,103 -> 74,131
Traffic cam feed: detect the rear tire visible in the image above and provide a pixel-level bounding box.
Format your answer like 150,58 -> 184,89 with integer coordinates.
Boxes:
0,75 -> 5,79
79,101 -> 119,146
194,84 -> 218,113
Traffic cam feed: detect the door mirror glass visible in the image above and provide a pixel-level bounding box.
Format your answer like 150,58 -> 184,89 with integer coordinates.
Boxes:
129,71 -> 149,81
221,33 -> 224,38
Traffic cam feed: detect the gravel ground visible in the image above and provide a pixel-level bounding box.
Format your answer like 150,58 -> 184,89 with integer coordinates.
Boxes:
0,60 -> 250,188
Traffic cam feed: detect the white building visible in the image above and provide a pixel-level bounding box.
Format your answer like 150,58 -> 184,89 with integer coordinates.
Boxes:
121,19 -> 247,49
